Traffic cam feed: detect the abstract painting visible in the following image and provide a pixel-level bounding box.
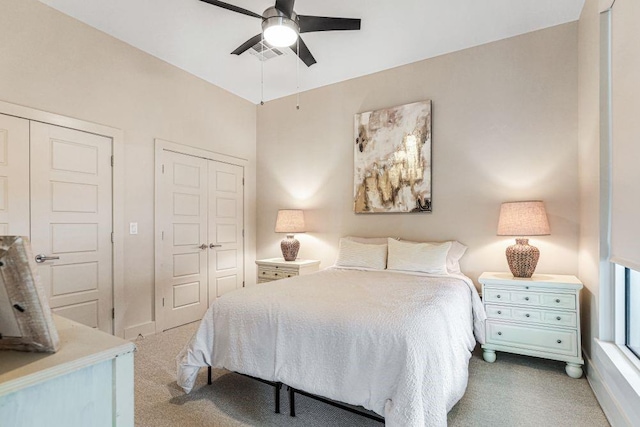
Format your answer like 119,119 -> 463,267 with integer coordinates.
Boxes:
354,100 -> 432,213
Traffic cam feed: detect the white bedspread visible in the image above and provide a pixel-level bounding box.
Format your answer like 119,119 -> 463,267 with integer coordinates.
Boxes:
177,268 -> 486,426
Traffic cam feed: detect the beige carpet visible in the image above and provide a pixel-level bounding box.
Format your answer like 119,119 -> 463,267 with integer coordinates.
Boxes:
134,322 -> 609,426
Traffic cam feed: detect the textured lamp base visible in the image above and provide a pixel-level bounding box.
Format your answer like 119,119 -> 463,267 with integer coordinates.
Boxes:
281,235 -> 300,261
506,238 -> 540,278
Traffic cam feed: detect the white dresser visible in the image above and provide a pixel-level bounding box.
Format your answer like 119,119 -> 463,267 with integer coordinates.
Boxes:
0,315 -> 135,426
255,258 -> 320,283
479,272 -> 584,378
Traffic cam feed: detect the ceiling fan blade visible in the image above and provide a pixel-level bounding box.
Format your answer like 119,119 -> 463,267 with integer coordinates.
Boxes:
290,37 -> 316,67
298,15 -> 361,33
231,34 -> 264,55
275,0 -> 295,18
199,0 -> 262,19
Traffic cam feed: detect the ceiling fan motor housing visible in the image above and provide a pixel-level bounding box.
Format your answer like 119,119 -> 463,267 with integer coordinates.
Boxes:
262,6 -> 299,47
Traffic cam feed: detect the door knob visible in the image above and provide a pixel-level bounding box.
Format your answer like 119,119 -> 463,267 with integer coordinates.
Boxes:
210,244 -> 222,249
199,244 -> 207,250
35,254 -> 60,263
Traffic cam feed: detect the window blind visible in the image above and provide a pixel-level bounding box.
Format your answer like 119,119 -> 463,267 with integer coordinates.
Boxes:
610,0 -> 640,271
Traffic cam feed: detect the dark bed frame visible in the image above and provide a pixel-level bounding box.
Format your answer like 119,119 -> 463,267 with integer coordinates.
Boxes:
207,366 -> 384,423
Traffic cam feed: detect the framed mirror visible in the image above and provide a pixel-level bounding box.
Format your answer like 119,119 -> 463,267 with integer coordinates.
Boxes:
0,236 -> 59,352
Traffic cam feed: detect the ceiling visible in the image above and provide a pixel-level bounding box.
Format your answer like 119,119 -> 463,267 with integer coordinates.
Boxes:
39,0 -> 585,104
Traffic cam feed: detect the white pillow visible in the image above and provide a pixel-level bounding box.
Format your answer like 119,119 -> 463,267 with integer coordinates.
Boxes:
335,238 -> 387,270
446,241 -> 467,274
343,236 -> 394,245
387,238 -> 451,275
399,239 -> 467,274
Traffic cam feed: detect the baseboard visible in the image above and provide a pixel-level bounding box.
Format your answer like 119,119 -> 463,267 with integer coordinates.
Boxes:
124,321 -> 157,340
586,340 -> 640,426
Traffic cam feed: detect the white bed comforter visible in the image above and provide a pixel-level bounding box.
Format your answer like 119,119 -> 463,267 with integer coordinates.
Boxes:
177,268 -> 486,426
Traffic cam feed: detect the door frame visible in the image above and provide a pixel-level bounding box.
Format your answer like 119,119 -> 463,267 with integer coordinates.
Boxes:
0,99 -> 125,337
154,138 -> 247,333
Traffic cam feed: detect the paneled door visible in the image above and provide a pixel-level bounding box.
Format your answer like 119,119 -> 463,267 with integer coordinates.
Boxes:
0,114 -> 30,236
208,161 -> 244,305
159,151 -> 209,330
30,122 -> 113,333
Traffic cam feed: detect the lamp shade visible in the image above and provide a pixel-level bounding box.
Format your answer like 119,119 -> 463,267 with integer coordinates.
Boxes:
275,210 -> 306,233
497,201 -> 550,236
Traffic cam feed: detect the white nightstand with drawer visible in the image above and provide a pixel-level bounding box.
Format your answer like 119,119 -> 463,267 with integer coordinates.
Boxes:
255,258 -> 320,283
479,272 -> 584,378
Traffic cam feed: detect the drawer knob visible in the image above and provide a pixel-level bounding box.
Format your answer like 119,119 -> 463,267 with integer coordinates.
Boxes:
525,314 -> 530,318
497,295 -> 501,299
525,297 -> 529,301
525,286 -> 529,289
275,273 -> 278,276
555,299 -> 561,303
262,272 -> 266,274
556,316 -> 561,321
497,332 -> 502,336
497,311 -> 502,315
557,339 -> 562,344
287,275 -> 291,277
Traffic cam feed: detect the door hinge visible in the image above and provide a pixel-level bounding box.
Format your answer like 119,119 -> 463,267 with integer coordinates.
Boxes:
242,281 -> 245,287
242,177 -> 244,185
112,308 -> 115,319
161,231 -> 164,240
162,164 -> 165,174
111,232 -> 114,243
242,229 -> 244,237
162,298 -> 165,307
111,155 -> 114,167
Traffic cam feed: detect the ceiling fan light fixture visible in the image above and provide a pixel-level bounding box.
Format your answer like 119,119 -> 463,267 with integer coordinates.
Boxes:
262,12 -> 299,48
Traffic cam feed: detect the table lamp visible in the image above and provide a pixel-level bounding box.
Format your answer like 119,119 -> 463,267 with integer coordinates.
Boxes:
497,201 -> 550,278
275,209 -> 306,261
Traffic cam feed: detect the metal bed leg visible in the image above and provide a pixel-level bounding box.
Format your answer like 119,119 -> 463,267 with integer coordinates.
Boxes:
275,382 -> 282,413
207,366 -> 212,385
288,386 -> 296,417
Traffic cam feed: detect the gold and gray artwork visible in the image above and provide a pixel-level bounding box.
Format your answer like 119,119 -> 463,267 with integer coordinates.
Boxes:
354,100 -> 432,213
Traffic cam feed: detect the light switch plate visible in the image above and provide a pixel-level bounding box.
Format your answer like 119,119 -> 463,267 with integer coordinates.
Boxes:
129,222 -> 138,235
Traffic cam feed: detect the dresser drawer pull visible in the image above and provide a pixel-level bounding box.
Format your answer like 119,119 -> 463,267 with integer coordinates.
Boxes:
497,295 -> 501,299
557,339 -> 562,344
274,273 -> 278,276
497,311 -> 502,315
287,274 -> 291,277
498,332 -> 502,336
275,266 -> 279,269
555,299 -> 561,303
262,272 -> 266,274
556,316 -> 561,321
525,286 -> 529,289
525,297 -> 529,301
525,314 -> 530,318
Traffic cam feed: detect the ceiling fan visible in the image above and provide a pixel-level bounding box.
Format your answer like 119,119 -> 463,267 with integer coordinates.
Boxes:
200,0 -> 361,67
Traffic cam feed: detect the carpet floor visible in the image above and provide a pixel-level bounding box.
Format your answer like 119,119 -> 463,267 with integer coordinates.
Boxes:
134,322 -> 609,426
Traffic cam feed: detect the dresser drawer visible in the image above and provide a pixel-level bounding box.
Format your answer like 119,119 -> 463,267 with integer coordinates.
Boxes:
258,267 -> 298,280
486,304 -> 578,328
486,320 -> 578,357
484,288 -> 575,310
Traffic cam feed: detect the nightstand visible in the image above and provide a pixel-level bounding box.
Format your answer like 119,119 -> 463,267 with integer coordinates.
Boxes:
255,258 -> 320,283
479,272 -> 584,378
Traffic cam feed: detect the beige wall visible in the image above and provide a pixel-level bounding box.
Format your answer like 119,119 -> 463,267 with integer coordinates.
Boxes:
257,23 -> 579,285
0,0 -> 257,336
577,0 -> 601,359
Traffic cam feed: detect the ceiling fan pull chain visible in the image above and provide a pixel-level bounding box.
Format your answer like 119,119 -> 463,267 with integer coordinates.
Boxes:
260,33 -> 265,106
296,37 -> 300,110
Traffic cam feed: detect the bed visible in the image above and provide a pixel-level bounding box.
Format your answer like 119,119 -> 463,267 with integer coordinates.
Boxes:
177,263 -> 486,427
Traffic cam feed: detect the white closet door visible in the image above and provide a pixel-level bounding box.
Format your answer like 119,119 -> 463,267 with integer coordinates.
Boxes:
159,150 -> 209,331
0,114 -> 30,236
208,161 -> 244,304
30,122 -> 113,333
